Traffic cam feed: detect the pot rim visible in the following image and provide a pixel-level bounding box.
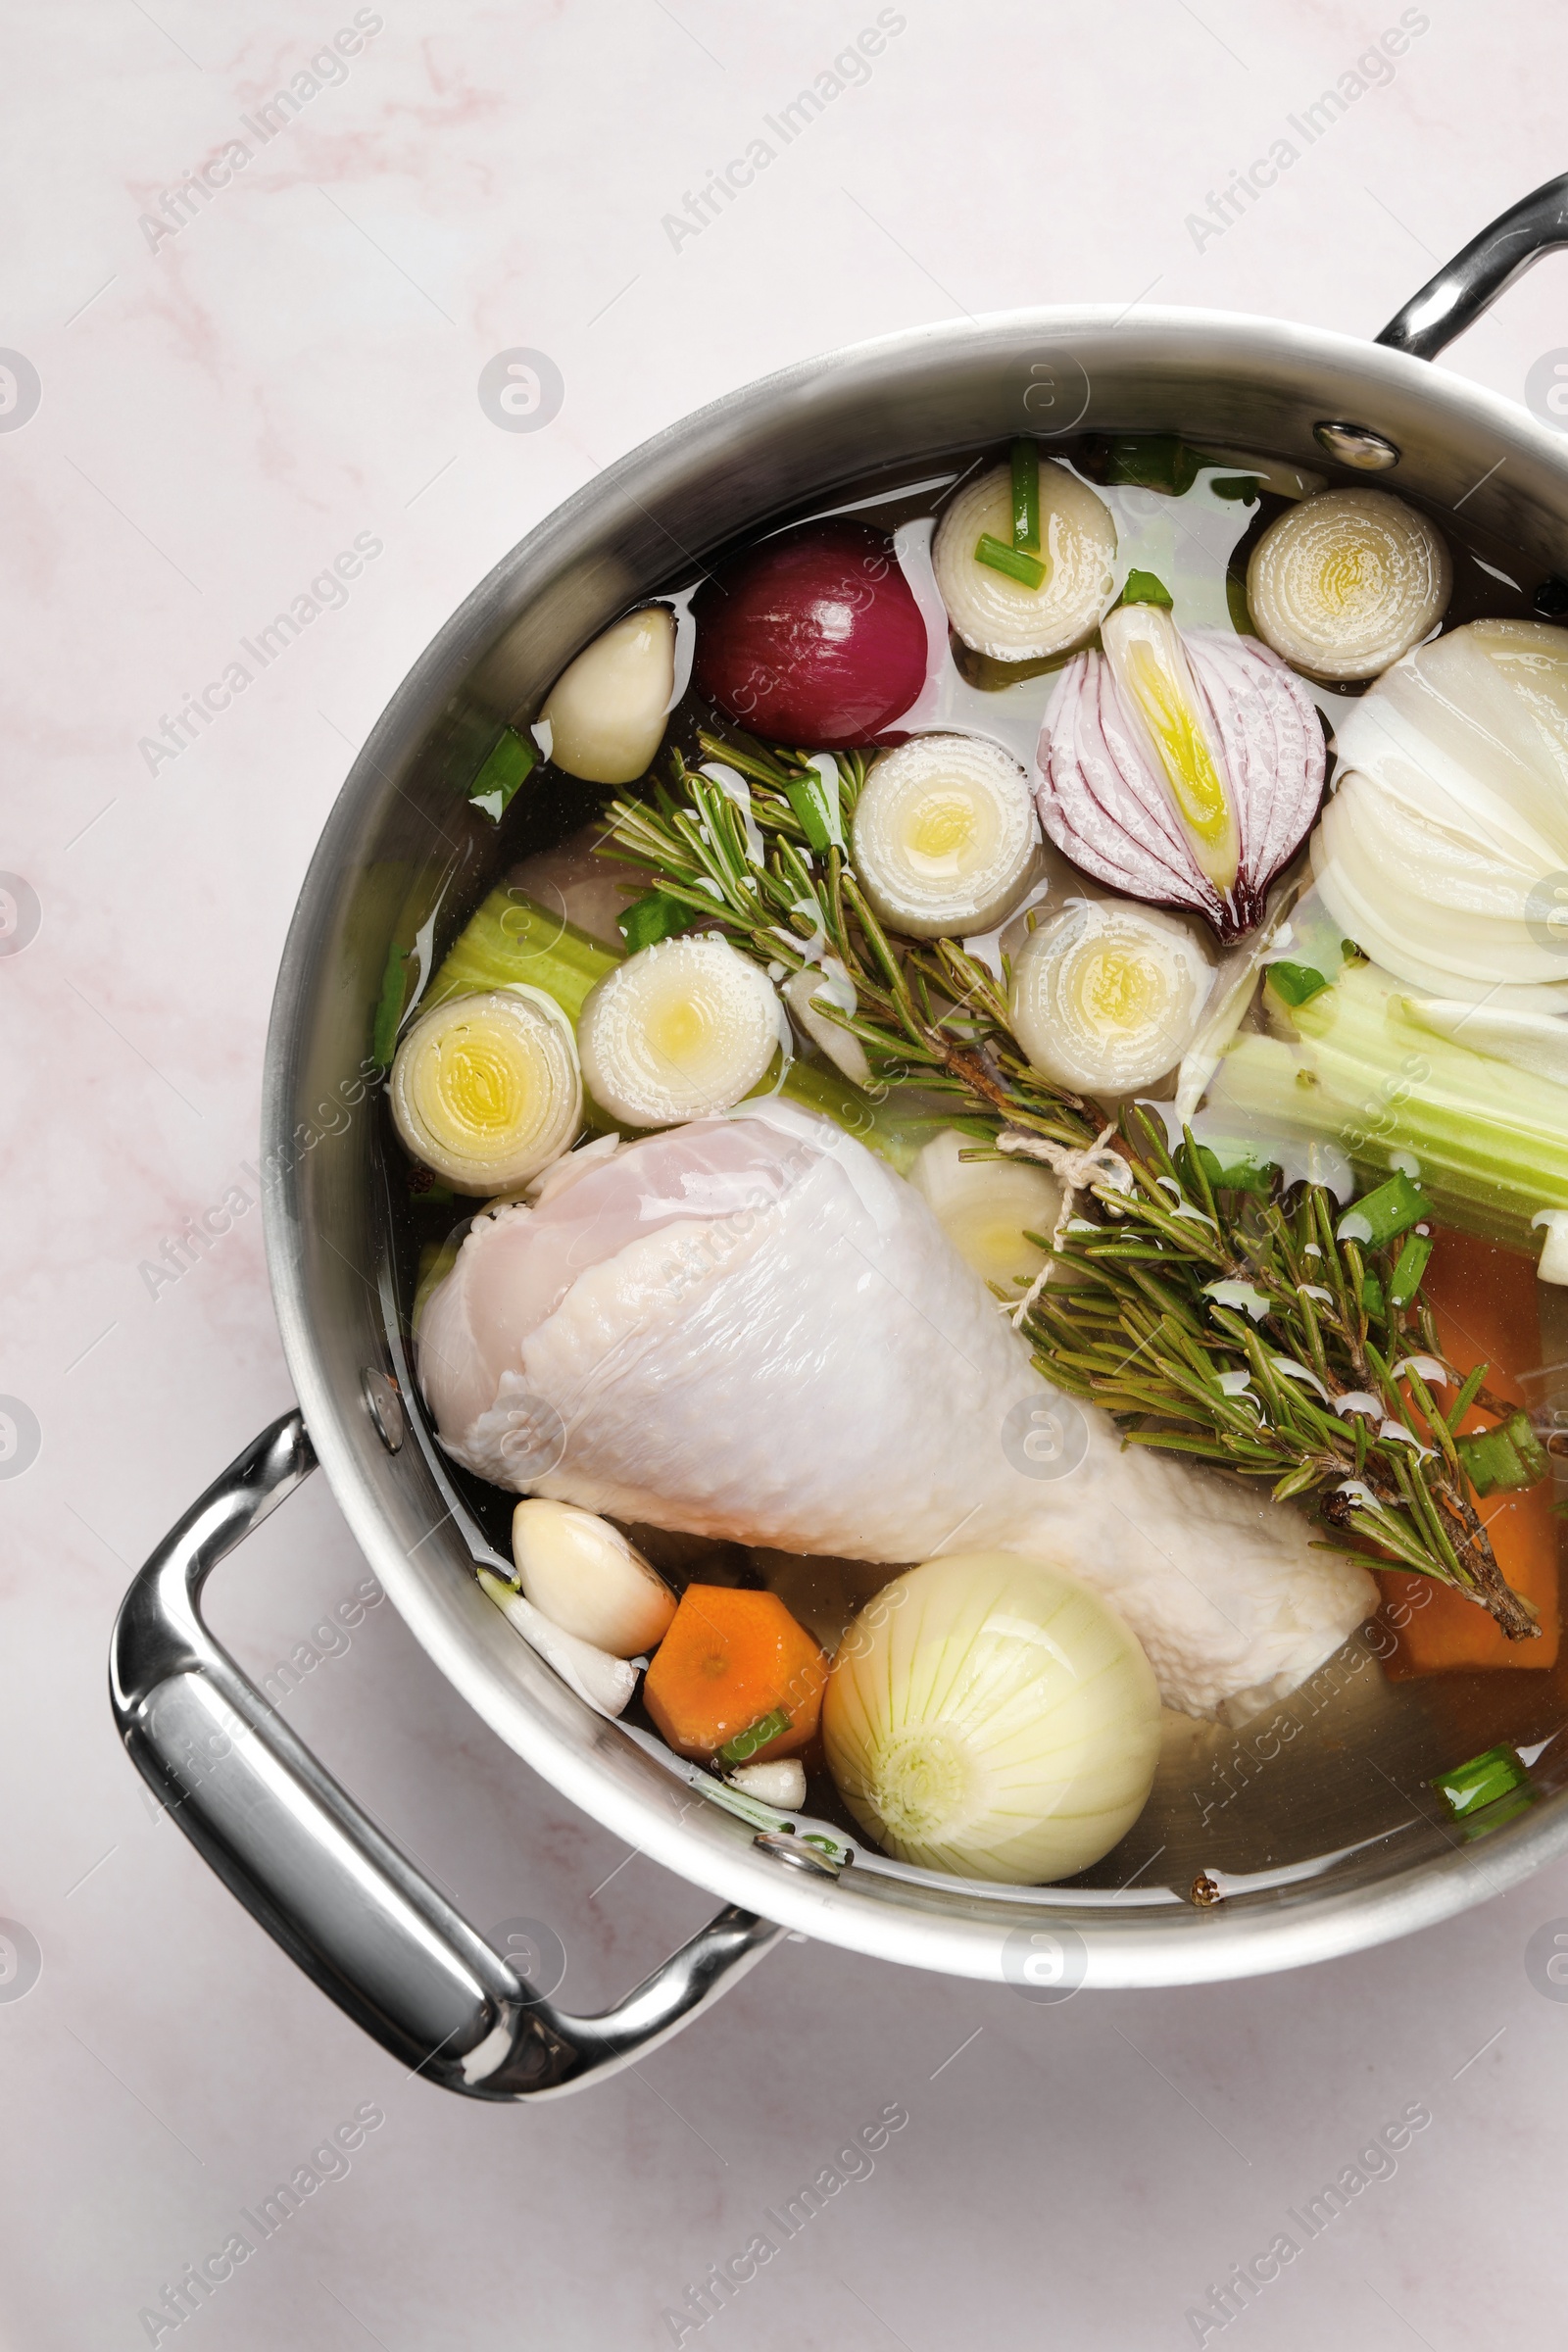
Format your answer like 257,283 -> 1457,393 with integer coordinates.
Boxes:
264,298 -> 1568,1984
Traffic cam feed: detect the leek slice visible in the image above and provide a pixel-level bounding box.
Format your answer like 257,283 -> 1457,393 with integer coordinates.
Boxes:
932,460 -> 1116,661
390,986 -> 583,1194
851,734 -> 1038,939
1010,896 -> 1215,1097
576,934 -> 783,1128
1247,488 -> 1450,682
909,1129 -> 1060,1292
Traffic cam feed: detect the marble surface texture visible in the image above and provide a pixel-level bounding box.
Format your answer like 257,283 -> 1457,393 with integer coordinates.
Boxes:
5,3 -> 1568,2346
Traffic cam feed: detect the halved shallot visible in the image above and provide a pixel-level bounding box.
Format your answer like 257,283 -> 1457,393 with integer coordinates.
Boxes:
1036,605 -> 1325,942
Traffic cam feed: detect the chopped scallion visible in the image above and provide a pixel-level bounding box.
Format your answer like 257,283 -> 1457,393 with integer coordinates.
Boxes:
1010,438 -> 1041,554
1265,960 -> 1330,1008
784,770 -> 836,854
1431,1742 -> 1531,1819
1388,1230 -> 1433,1309
1117,568 -> 1173,610
716,1706 -> 793,1764
1336,1169 -> 1428,1250
618,890 -> 696,953
468,726 -> 538,822
1457,1409 -> 1549,1497
974,532 -> 1048,590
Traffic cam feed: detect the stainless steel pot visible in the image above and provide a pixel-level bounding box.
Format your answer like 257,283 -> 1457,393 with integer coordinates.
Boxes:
112,176 -> 1568,2097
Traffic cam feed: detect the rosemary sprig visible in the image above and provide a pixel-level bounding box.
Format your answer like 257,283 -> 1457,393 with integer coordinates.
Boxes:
603,731 -> 1098,1150
1021,1104 -> 1539,1641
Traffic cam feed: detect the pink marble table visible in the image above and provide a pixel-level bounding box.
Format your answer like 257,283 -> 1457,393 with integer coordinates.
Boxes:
4,3 -> 1568,2345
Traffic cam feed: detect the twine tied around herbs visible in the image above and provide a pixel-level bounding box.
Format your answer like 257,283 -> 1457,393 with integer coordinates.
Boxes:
998,1122 -> 1133,1328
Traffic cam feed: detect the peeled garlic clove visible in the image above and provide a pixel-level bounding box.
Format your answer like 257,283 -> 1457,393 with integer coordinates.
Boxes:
477,1568 -> 638,1717
390,986 -> 583,1194
851,734 -> 1038,938
932,460 -> 1117,661
1010,897 -> 1214,1096
511,1497 -> 676,1657
784,962 -> 874,1088
540,607 -> 675,784
1247,489 -> 1450,681
577,934 -> 783,1127
910,1129 -> 1060,1292
1101,604 -> 1239,899
725,1758 -> 807,1808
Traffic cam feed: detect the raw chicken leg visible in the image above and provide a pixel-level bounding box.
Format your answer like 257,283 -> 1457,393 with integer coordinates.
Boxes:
419,1104 -> 1374,1720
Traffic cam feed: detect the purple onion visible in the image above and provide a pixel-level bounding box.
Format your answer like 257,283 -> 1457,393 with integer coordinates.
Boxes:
1037,627 -> 1325,941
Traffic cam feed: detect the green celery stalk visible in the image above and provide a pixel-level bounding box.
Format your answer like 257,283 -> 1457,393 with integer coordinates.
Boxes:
1205,960 -> 1568,1255
423,888 -> 619,1022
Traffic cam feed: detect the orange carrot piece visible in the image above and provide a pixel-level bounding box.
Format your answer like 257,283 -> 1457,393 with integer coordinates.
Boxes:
1378,1227 -> 1560,1676
643,1585 -> 829,1763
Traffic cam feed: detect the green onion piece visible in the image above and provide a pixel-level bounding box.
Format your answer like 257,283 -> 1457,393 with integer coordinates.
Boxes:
1457,1408 -> 1550,1497
1010,438 -> 1041,553
1388,1230 -> 1433,1309
1431,1741 -> 1531,1819
1336,1170 -> 1428,1250
1117,568 -> 1173,610
1210,474 -> 1261,505
1360,1273 -> 1386,1321
975,533 -> 1047,589
716,1706 -> 793,1765
1265,960 -> 1330,1008
784,771 -> 835,854
372,944 -> 409,1068
1102,435 -> 1203,497
618,890 -> 696,953
468,727 -> 538,823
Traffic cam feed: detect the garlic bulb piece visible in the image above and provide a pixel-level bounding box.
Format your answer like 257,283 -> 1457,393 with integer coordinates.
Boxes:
577,934 -> 782,1127
512,1497 -> 676,1657
822,1553 -> 1160,1883
932,461 -> 1117,661
1010,898 -> 1214,1096
910,1128 -> 1060,1292
390,987 -> 583,1194
1248,489 -> 1450,681
1314,619 -> 1568,994
726,1758 -> 808,1808
784,961 -> 873,1088
1038,621 -> 1325,942
540,607 -> 676,785
852,735 -> 1038,939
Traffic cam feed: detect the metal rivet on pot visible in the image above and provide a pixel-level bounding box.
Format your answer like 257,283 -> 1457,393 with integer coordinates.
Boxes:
753,1829 -> 844,1879
361,1368 -> 406,1453
1313,420 -> 1400,470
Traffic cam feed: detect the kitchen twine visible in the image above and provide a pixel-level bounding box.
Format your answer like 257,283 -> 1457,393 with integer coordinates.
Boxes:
999,1122 -> 1132,1328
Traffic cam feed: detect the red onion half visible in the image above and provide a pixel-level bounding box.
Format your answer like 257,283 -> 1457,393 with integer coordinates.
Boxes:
693,520 -> 927,749
1038,627 -> 1326,942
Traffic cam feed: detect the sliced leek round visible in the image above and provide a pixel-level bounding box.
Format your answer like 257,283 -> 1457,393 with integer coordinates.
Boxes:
577,933 -> 782,1127
1009,897 -> 1214,1096
931,460 -> 1116,661
851,734 -> 1038,939
390,986 -> 583,1194
540,606 -> 675,784
1246,489 -> 1450,681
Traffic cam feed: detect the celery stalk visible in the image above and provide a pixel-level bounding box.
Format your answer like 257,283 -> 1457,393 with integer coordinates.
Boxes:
1205,960 -> 1568,1255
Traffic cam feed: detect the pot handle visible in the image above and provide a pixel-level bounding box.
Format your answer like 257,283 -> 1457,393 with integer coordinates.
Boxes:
1376,170 -> 1568,362
109,1412 -> 784,2098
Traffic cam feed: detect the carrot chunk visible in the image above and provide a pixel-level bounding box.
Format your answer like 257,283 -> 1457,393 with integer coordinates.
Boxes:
643,1586 -> 828,1763
1378,1228 -> 1561,1675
